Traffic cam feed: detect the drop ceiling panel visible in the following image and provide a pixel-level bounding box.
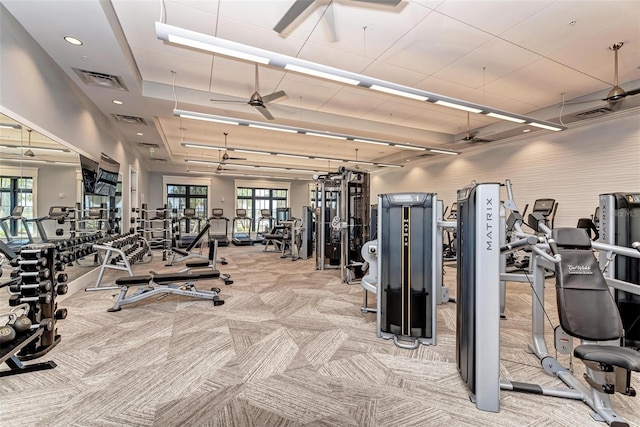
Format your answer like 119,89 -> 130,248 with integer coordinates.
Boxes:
499,1 -> 640,57
360,60 -> 428,87
432,38 -> 541,89
435,1 -> 555,35
315,88 -> 386,118
379,11 -> 494,76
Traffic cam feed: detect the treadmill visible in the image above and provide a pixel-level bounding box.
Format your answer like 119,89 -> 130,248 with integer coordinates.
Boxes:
177,207 -> 201,248
209,208 -> 230,247
0,206 -> 31,250
255,209 -> 274,244
232,209 -> 254,246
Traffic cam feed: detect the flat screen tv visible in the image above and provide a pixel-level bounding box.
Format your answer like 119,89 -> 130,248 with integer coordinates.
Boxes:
94,153 -> 120,197
79,154 -> 98,195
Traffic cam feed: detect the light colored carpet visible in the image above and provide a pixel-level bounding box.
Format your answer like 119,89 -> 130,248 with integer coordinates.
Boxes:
1,244 -> 639,426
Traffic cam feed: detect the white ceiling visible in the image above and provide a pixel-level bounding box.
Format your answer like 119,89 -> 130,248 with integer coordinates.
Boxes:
2,0 -> 639,179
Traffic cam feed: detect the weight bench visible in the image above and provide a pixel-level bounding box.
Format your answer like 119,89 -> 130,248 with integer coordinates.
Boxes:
551,228 -> 640,425
108,270 -> 224,312
166,223 -> 210,266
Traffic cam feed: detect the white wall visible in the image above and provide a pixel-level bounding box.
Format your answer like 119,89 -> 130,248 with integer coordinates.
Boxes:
0,4 -> 147,227
371,112 -> 640,227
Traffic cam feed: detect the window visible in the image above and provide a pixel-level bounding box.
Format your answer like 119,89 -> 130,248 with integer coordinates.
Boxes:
0,176 -> 33,237
166,184 -> 208,232
236,186 -> 288,233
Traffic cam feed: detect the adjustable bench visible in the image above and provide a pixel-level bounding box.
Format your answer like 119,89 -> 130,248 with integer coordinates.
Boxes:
108,269 -> 224,312
165,223 -> 211,266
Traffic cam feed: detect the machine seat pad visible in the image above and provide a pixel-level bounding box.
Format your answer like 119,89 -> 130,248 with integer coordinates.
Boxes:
152,270 -> 220,284
574,345 -> 640,371
172,248 -> 188,256
116,275 -> 153,286
185,260 -> 210,268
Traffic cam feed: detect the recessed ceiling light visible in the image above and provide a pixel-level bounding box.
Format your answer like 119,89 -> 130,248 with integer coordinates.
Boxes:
136,132 -> 143,136
112,100 -> 123,105
523,129 -> 531,133
64,36 -> 83,46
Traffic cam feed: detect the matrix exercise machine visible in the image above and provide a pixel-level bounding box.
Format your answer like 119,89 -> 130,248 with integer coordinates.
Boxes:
600,192 -> 640,349
208,208 -> 229,246
175,207 -> 202,248
255,209 -> 274,244
457,181 -> 640,426
0,206 -> 31,250
232,209 -> 253,246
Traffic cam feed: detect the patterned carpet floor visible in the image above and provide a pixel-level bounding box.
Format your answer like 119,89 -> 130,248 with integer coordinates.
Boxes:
1,244 -> 639,426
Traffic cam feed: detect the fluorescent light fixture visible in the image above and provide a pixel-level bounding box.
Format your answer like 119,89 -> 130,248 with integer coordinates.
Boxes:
179,113 -> 238,125
186,159 -> 218,166
158,22 -> 566,131
393,144 -> 426,151
352,138 -> 391,146
306,132 -> 347,140
166,34 -> 270,64
183,143 -> 221,151
435,100 -> 483,114
234,149 -> 270,155
0,123 -> 21,130
136,132 -> 143,136
64,36 -> 83,46
248,124 -> 298,133
2,158 -> 47,164
486,112 -> 525,123
370,85 -> 428,101
528,122 -> 563,132
0,144 -> 70,153
112,100 -> 124,105
430,149 -> 459,155
276,153 -> 309,159
285,64 -> 360,85
381,163 -> 402,168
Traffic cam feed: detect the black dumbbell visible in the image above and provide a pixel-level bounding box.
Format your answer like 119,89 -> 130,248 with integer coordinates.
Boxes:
57,273 -> 68,283
55,308 -> 68,320
9,293 -> 52,306
56,228 -> 64,236
9,281 -> 52,293
56,284 -> 68,295
13,316 -> 53,334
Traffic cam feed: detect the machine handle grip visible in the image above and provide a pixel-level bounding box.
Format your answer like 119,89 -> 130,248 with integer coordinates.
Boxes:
632,241 -> 640,252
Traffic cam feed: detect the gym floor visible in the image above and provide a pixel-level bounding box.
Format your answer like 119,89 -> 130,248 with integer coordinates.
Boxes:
1,245 -> 639,426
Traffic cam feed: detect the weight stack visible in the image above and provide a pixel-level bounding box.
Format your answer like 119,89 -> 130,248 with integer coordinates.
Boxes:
377,193 -> 438,348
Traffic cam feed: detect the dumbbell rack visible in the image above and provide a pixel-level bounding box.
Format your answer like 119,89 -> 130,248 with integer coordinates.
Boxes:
85,232 -> 152,291
1,243 -> 68,376
132,204 -> 173,261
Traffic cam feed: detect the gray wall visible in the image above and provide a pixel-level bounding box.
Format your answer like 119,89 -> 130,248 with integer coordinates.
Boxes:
0,4 -> 147,227
371,112 -> 640,227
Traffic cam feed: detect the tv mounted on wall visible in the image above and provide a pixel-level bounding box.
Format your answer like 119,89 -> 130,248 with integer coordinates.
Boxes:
94,153 -> 120,197
79,154 -> 98,195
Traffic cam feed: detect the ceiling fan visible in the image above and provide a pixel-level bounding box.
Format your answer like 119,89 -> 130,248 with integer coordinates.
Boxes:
568,42 -> 640,105
23,129 -> 34,157
210,64 -> 286,120
460,112 -> 490,144
220,132 -> 246,162
273,0 -> 401,36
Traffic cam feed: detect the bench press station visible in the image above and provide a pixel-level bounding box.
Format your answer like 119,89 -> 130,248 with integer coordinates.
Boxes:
108,270 -> 224,312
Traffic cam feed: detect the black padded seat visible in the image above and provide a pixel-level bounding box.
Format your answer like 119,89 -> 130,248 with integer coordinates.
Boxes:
185,260 -> 210,268
574,345 -> 640,372
152,270 -> 220,284
115,275 -> 152,286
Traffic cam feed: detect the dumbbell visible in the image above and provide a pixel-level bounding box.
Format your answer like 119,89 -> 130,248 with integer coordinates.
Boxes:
9,293 -> 52,306
55,308 -> 68,320
12,316 -> 54,334
55,262 -> 66,271
57,273 -> 68,283
56,284 -> 68,295
56,228 -> 64,236
0,312 -> 18,345
19,257 -> 48,267
20,269 -> 50,280
9,281 -> 52,293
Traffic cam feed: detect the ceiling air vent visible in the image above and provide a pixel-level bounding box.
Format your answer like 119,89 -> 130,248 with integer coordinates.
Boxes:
137,142 -> 159,149
113,114 -> 147,125
73,68 -> 128,91
574,107 -> 612,118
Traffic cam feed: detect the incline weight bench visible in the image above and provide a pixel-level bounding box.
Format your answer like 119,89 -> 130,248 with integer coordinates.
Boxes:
166,223 -> 210,266
108,270 -> 224,312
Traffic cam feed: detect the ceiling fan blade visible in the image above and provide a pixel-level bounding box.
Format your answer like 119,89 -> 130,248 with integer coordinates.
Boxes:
261,90 -> 287,104
274,0 -> 315,33
625,87 -> 640,97
256,104 -> 275,120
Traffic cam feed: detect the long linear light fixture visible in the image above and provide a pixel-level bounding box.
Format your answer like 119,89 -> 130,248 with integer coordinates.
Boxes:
182,142 -> 405,167
185,159 -> 327,173
0,144 -> 71,153
175,108 -> 454,155
157,22 -> 565,132
188,169 -> 312,180
1,158 -> 77,166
